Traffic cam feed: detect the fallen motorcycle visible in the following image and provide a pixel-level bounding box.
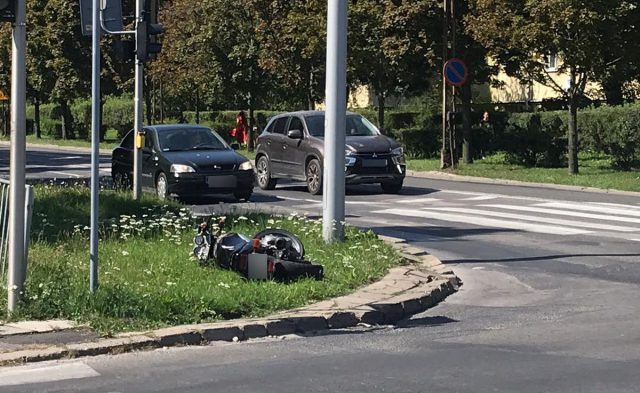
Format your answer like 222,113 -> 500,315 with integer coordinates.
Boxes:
192,219 -> 324,281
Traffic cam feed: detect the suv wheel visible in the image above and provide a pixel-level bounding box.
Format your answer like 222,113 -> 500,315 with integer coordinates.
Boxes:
306,158 -> 323,195
256,156 -> 277,190
156,172 -> 169,199
381,180 -> 403,194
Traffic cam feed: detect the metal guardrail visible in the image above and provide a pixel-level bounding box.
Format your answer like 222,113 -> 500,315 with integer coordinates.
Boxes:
0,179 -> 34,286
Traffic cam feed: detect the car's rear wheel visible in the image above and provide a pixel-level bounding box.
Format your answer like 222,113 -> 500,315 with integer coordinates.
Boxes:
381,180 -> 403,194
306,158 -> 323,195
156,172 -> 169,199
256,156 -> 277,190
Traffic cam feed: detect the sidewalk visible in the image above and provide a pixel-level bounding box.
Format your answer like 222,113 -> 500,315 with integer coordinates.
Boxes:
0,236 -> 460,367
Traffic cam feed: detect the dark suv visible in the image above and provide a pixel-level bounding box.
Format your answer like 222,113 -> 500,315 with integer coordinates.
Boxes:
255,111 -> 406,194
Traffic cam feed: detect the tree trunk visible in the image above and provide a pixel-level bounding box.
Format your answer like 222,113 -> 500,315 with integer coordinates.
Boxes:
248,92 -> 255,152
60,100 -> 72,140
99,98 -> 105,142
34,94 -> 41,139
195,89 -> 200,124
461,83 -> 473,164
602,77 -> 624,106
377,93 -> 385,135
567,68 -> 579,174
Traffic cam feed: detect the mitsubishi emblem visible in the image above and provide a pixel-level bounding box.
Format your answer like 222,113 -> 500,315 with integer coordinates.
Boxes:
372,153 -> 378,158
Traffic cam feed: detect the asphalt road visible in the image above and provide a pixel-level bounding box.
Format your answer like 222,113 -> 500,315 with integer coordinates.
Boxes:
2,148 -> 640,392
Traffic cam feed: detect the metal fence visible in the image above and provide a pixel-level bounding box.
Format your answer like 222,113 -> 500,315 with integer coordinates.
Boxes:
0,179 -> 34,285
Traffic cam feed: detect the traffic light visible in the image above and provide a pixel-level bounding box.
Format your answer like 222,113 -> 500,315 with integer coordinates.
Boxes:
136,1 -> 163,63
0,0 -> 16,23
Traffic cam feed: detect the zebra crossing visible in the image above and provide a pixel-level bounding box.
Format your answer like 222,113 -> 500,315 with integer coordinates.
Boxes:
368,191 -> 640,241
264,186 -> 640,241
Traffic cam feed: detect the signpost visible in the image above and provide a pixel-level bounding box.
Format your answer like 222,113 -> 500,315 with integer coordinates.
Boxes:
444,58 -> 468,87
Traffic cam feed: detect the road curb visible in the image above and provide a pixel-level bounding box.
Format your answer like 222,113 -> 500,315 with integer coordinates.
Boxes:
407,170 -> 640,197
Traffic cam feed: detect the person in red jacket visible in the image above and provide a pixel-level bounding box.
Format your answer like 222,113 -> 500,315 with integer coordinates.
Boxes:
231,111 -> 248,145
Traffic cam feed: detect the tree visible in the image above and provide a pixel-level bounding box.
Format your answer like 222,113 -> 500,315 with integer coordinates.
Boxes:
258,0 -> 326,110
350,0 -> 439,132
467,0 -> 631,174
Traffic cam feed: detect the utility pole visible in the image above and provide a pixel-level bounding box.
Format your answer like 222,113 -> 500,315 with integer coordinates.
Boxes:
7,0 -> 27,312
133,0 -> 144,200
323,0 -> 347,243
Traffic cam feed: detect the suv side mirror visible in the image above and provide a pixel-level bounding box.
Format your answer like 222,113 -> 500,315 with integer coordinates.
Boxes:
287,129 -> 303,139
230,142 -> 240,150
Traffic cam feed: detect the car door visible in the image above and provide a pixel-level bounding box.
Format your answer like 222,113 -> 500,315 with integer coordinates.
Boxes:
141,129 -> 159,190
281,116 -> 306,178
266,116 -> 289,175
112,130 -> 134,176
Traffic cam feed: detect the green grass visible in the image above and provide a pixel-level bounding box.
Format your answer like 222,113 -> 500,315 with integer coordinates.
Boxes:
1,129 -> 120,150
1,186 -> 403,335
407,153 -> 640,193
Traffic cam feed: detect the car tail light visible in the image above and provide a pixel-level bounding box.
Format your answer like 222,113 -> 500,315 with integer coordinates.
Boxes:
267,258 -> 275,274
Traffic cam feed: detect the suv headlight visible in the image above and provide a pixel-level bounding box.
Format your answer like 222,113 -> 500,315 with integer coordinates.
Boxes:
239,161 -> 254,170
345,156 -> 357,167
391,147 -> 405,165
170,164 -> 195,173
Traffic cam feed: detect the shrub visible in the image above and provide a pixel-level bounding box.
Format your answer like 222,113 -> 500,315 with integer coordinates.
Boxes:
604,108 -> 640,170
396,128 -> 440,159
502,113 -> 567,167
103,96 -> 134,138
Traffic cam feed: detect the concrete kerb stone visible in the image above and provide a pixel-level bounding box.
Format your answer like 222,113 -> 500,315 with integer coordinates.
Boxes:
151,326 -> 204,347
0,347 -> 70,367
66,336 -> 159,358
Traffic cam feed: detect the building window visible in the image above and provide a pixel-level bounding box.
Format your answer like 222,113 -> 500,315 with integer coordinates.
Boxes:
545,54 -> 557,72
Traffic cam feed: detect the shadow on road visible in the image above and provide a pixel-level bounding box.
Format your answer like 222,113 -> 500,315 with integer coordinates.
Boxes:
370,226 -> 519,240
396,315 -> 458,329
445,253 -> 640,264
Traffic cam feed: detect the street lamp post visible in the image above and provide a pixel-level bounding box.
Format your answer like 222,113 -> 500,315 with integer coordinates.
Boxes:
323,0 -> 348,243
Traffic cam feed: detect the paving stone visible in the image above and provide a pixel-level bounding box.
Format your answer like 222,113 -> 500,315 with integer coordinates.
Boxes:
376,235 -> 406,244
354,308 -> 385,325
326,312 -> 359,329
265,319 -> 297,336
242,324 -> 268,339
152,327 -> 203,347
402,299 -> 423,315
67,336 -> 158,357
0,347 -> 69,366
201,326 -> 243,342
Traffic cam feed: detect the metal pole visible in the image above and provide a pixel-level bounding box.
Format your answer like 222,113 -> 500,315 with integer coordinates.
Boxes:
440,0 -> 448,169
89,0 -> 101,293
133,0 -> 143,200
322,0 -> 347,243
7,0 -> 27,313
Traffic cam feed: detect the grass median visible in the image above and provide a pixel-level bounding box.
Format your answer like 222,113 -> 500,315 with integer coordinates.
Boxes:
0,185 -> 403,335
408,153 -> 640,193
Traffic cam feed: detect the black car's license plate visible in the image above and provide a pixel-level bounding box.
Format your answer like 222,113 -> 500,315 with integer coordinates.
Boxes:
207,175 -> 237,188
362,159 -> 387,167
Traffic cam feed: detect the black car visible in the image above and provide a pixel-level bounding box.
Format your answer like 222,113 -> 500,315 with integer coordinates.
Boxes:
255,111 -> 406,194
111,125 -> 255,200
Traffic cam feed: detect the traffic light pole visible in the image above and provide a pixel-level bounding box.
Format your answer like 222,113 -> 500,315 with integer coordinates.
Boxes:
133,0 -> 143,201
7,0 -> 26,312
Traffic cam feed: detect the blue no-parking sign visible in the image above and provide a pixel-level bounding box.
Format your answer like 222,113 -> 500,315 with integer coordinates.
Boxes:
444,58 -> 469,87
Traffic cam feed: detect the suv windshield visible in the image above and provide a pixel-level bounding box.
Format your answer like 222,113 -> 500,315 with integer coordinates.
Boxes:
305,114 -> 381,137
157,128 -> 228,152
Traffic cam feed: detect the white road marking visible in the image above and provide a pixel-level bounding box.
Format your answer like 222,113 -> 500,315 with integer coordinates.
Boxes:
422,207 -> 640,232
631,239 -> 640,242
485,204 -> 640,225
0,362 -> 100,387
396,198 -> 442,204
373,208 -> 590,235
49,171 -> 82,178
462,195 -> 498,201
277,196 -> 306,201
589,202 -> 640,211
537,202 -> 640,218
345,200 -> 387,205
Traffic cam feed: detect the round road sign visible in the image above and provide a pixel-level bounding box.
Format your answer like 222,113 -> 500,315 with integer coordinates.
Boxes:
444,58 -> 468,87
